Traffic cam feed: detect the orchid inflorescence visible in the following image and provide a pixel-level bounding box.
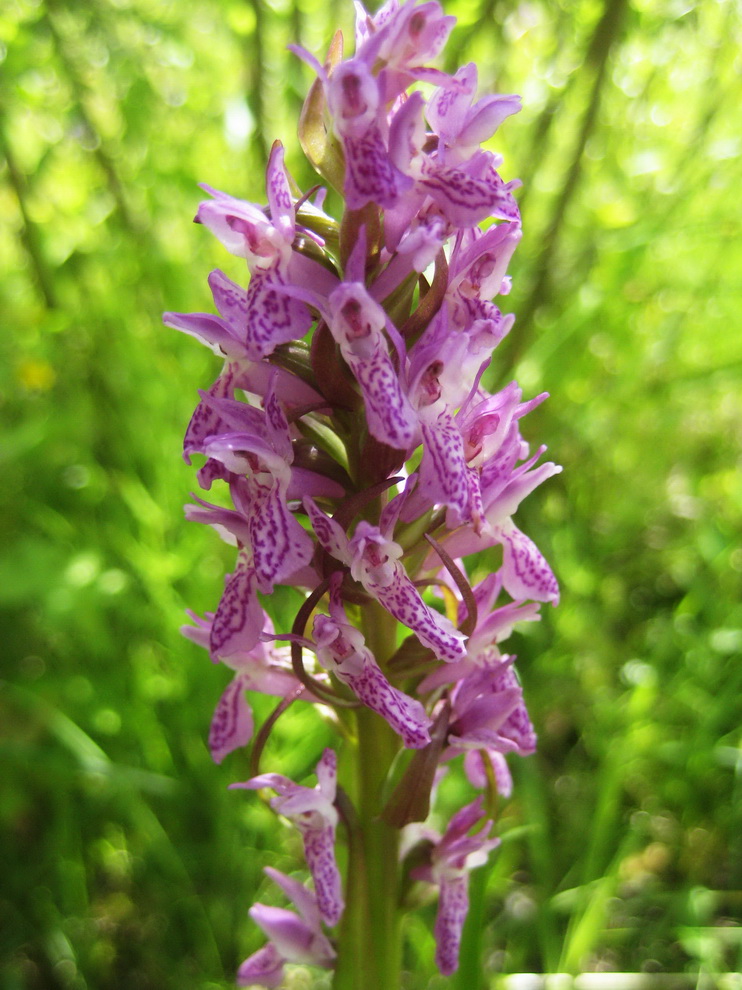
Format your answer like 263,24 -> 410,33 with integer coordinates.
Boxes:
164,0 -> 560,983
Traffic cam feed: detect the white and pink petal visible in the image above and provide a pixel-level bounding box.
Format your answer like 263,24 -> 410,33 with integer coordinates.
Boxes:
372,571 -> 467,663
497,520 -> 559,605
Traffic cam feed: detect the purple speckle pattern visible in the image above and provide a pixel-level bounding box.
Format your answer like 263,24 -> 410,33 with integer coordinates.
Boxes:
304,497 -> 351,564
419,160 -> 503,228
434,874 -> 468,976
314,610 -> 432,748
241,750 -> 344,928
209,269 -> 249,337
209,550 -> 264,660
183,366 -> 236,464
343,125 -> 408,210
490,665 -> 537,754
245,269 -> 311,360
348,660 -> 431,748
266,142 -> 295,236
499,522 -> 559,605
264,388 -> 292,460
302,825 -> 344,925
418,411 -> 471,523
484,170 -> 521,223
209,674 -> 253,764
371,568 -> 467,663
349,347 -> 417,448
248,476 -> 314,593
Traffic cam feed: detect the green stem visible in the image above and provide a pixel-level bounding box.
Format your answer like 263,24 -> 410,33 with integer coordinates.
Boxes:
333,604 -> 403,990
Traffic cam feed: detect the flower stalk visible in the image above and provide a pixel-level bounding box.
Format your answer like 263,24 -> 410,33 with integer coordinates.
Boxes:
166,1 -> 561,985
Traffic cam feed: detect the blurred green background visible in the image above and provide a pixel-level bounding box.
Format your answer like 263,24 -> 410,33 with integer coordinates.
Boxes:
1,0 -> 741,987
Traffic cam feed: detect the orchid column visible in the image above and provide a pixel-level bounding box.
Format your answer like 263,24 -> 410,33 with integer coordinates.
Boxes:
164,2 -> 560,986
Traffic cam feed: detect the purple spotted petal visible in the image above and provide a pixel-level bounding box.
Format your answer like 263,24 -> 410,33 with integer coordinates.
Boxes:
266,141 -> 295,240
490,665 -> 537,755
196,393 -> 271,442
302,825 -> 344,926
346,522 -> 467,662
248,479 -> 314,593
183,366 -> 237,462
303,497 -> 352,565
347,346 -> 417,449
245,268 -> 312,360
427,62 -> 521,151
210,549 -> 264,660
325,57 -> 410,209
418,409 -> 471,522
420,801 -> 503,975
418,158 -> 506,228
426,148 -> 521,225
366,566 -> 466,663
480,168 -> 521,223
313,612 -> 431,748
434,874 -> 468,976
344,659 -> 431,748
234,750 -> 343,925
343,124 -> 412,210
498,521 -> 559,605
426,62 -> 478,141
264,386 -> 293,461
209,674 -> 253,763
209,268 -> 249,341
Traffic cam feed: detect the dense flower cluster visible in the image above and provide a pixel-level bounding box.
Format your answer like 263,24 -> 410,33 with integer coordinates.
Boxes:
165,0 -> 560,982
